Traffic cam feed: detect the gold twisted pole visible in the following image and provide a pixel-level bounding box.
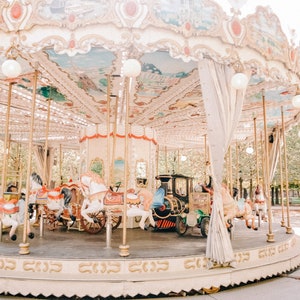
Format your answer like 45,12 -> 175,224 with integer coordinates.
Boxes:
19,69 -> 39,255
281,107 -> 292,234
262,89 -> 274,242
1,82 -> 13,198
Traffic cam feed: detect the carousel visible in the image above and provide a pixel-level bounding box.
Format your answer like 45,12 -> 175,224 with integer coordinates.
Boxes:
0,0 -> 300,298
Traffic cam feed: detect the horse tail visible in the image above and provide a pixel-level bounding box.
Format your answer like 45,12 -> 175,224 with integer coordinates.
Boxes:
61,187 -> 72,207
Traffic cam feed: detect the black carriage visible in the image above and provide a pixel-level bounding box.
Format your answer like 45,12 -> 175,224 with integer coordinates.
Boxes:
153,174 -> 211,237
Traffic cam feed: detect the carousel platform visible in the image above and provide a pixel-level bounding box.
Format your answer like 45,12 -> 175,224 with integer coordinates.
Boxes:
0,211 -> 300,299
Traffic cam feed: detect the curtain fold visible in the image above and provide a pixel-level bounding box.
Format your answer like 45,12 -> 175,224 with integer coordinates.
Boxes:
198,59 -> 246,266
269,128 -> 281,182
33,145 -> 54,186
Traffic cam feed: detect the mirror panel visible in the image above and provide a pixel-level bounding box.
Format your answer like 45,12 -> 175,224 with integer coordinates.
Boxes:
90,157 -> 104,177
136,160 -> 148,187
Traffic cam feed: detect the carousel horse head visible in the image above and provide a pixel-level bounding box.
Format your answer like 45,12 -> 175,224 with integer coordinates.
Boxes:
6,183 -> 18,193
30,172 -> 43,189
80,171 -> 108,197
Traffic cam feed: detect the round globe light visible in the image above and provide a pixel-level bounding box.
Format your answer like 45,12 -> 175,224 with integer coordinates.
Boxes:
123,59 -> 141,78
292,94 -> 300,108
246,146 -> 254,154
1,59 -> 22,78
231,72 -> 248,90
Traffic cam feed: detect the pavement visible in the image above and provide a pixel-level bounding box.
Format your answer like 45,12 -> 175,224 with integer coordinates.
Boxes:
0,205 -> 299,300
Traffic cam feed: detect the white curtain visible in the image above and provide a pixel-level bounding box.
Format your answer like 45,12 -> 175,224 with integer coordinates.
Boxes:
198,59 -> 246,266
269,128 -> 281,182
33,145 -> 54,186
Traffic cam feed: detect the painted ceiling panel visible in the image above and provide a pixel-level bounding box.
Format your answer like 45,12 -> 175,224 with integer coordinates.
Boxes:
0,1 -> 299,150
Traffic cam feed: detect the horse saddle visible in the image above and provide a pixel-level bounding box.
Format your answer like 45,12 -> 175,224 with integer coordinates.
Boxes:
48,191 -> 64,201
0,198 -> 19,214
104,191 -> 123,206
36,189 -> 48,205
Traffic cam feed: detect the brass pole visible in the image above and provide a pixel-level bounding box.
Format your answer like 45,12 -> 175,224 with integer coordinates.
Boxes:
278,126 -> 285,227
119,77 -> 130,257
176,150 -> 178,173
42,99 -> 51,187
235,141 -> 239,188
106,75 -> 111,186
19,69 -> 39,255
228,145 -> 233,196
105,75 -> 113,249
260,132 -> 265,190
204,134 -> 207,183
18,145 -> 23,195
164,146 -> 167,173
1,82 -> 13,197
281,107 -> 292,234
262,90 -> 274,242
59,144 -> 63,185
254,117 -> 259,185
110,96 -> 118,186
156,145 -> 159,177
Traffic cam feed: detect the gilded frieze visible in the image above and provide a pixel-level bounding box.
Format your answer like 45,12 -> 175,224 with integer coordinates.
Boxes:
234,251 -> 250,263
0,258 -> 16,271
128,260 -> 169,273
23,260 -> 62,273
183,257 -> 205,270
79,261 -> 121,274
258,247 -> 277,259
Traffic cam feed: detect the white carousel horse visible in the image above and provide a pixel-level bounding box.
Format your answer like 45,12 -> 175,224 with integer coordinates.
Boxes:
28,172 -> 44,220
0,191 -> 34,241
253,184 -> 267,221
44,187 -> 66,220
125,188 -> 156,230
80,171 -> 155,230
202,183 -> 257,230
29,173 -> 77,225
0,197 -> 19,240
46,186 -> 77,224
222,186 -> 257,231
80,171 -> 108,224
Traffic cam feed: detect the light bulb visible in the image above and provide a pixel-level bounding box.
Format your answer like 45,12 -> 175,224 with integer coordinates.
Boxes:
246,146 -> 254,154
1,59 -> 22,78
292,94 -> 300,108
123,59 -> 141,78
231,72 -> 248,90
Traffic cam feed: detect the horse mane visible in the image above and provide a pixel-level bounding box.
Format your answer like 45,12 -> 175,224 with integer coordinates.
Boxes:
81,171 -> 105,184
80,171 -> 107,195
31,172 -> 43,186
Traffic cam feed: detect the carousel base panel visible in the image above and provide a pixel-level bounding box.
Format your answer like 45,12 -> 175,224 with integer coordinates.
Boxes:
0,220 -> 299,299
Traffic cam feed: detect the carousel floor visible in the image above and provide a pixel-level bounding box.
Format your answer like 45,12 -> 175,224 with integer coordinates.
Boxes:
0,208 -> 298,259
0,207 -> 300,299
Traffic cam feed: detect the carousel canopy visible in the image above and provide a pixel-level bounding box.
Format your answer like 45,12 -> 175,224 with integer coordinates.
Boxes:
0,0 -> 300,149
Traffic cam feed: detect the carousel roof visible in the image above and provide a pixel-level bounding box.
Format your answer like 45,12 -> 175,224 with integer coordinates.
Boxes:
0,0 -> 300,149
